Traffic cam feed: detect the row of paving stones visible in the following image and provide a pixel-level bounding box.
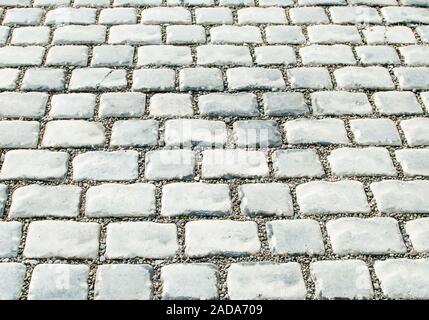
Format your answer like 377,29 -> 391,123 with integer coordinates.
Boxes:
1,65 -> 429,91
2,259 -> 429,300
1,217 -> 428,259
1,6 -> 429,25
1,25 -> 429,47
1,92 -> 428,117
2,148 -> 429,180
0,0 -> 428,8
1,180 -> 429,217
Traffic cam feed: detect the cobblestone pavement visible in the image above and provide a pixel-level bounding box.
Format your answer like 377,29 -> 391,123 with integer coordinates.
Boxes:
0,0 -> 429,301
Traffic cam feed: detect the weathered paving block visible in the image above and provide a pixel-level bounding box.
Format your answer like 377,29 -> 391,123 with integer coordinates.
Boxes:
400,118 -> 429,146
0,150 -> 69,181
233,120 -> 282,147
327,218 -> 406,255
149,93 -> 192,117
0,92 -> 47,119
108,25 -> 161,45
287,67 -> 333,89
364,26 -> 416,44
28,264 -> 89,300
197,45 -> 252,66
22,68 -> 66,91
145,150 -> 195,181
199,93 -> 258,117
105,222 -> 178,259
0,46 -> 45,67
138,45 -> 192,66
406,218 -> 429,253
263,92 -> 309,116
273,149 -> 324,178
99,93 -> 146,118
161,264 -> 219,300
395,149 -> 429,177
0,222 -> 22,258
210,26 -> 262,44
373,91 -> 422,115
161,183 -> 231,217
311,260 -> 373,300
284,119 -> 349,145
350,119 -> 402,146
334,67 -> 395,90
73,151 -> 139,181
238,183 -> 293,216
69,68 -> 127,91
53,25 -> 106,45
185,220 -> 260,257
202,150 -> 269,179
227,263 -> 307,300
0,69 -> 20,90
394,67 -> 429,90
94,265 -> 153,300
195,7 -> 233,25
133,69 -> 176,92
166,25 -> 206,44
0,121 -> 39,149
328,147 -> 397,177
9,185 -> 81,218
24,221 -> 100,259
297,180 -> 370,215
227,67 -> 286,91
46,46 -> 88,67
42,121 -> 105,148
179,68 -> 224,91
307,25 -> 361,44
164,119 -> 227,147
371,180 -> 429,213
311,91 -> 372,116
356,46 -> 400,65
255,46 -> 296,66
374,259 -> 429,299
0,263 -> 26,300
86,183 -> 156,217
267,220 -> 325,255
49,93 -> 95,119
111,120 -> 158,147
300,45 -> 356,66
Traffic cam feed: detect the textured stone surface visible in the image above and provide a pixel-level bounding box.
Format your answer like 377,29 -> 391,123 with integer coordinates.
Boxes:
1,0 -> 428,300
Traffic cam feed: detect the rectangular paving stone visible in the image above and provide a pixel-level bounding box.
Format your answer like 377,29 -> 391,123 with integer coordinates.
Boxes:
273,149 -> 324,178
405,218 -> 429,253
356,46 -> 400,65
179,68 -> 223,91
300,45 -> 356,65
374,259 -> 429,299
199,93 -> 258,117
363,26 -> 416,44
267,220 -> 325,255
0,150 -> 69,181
394,67 -> 429,90
350,119 -> 401,146
9,184 -> 81,218
185,220 -> 260,258
108,25 -> 161,44
284,119 -> 349,145
233,120 -> 282,148
395,149 -> 429,176
86,183 -> 155,217
132,69 -> 175,92
265,26 -> 306,44
46,46 -> 89,67
263,92 -> 309,116
0,222 -> 22,258
311,91 -> 372,116
49,93 -> 95,119
53,25 -> 106,44
311,260 -> 373,300
69,68 -> 127,91
238,183 -> 293,217
227,67 -> 286,91
334,67 -> 395,90
328,147 -> 396,177
287,67 -> 333,89
255,45 -> 296,66
94,265 -> 153,300
161,264 -> 218,300
0,69 -> 20,90
0,263 -> 26,300
42,120 -> 105,148
327,217 -> 406,255
0,121 -> 39,149
197,45 -> 252,66
202,150 -> 269,179
210,26 -> 262,44
296,180 -> 370,215
400,118 -> 429,146
138,45 -> 192,66
145,150 -> 195,181
24,221 -> 100,259
111,120 -> 158,147
164,119 -> 227,147
371,180 -> 429,213
308,25 -> 362,44
99,93 -> 146,118
227,263 -> 306,300
72,151 -> 139,181
373,91 -> 423,115
161,183 -> 231,217
28,264 -> 89,300
0,46 -> 45,67
105,222 -> 178,259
